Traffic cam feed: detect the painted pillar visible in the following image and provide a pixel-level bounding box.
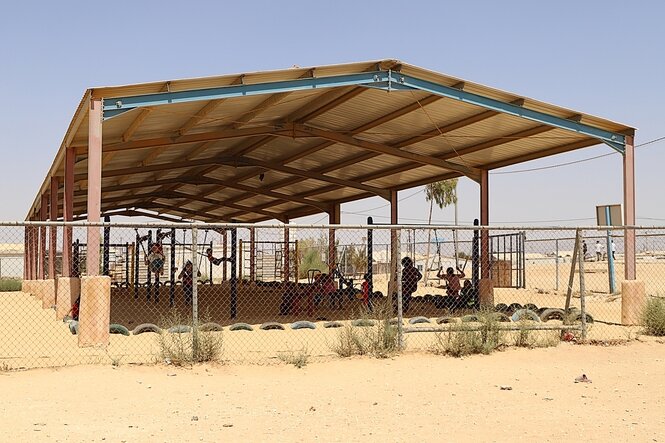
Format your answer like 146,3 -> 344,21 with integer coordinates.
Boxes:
222,230 -> 228,281
49,177 -> 59,279
39,194 -> 48,280
29,223 -> 36,280
62,146 -> 75,277
283,219 -> 290,282
328,203 -> 340,275
623,135 -> 636,280
478,169 -> 494,307
249,227 -> 256,281
480,169 -> 490,279
23,229 -> 28,281
389,190 -> 398,297
86,98 -> 103,276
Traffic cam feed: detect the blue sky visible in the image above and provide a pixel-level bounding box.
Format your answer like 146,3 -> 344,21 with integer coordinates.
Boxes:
1,0 -> 663,226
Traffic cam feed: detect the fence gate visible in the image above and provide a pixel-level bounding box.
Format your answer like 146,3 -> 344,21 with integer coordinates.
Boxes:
489,232 -> 526,288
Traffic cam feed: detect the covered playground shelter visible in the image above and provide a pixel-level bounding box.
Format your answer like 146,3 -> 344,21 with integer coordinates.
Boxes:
23,59 -> 638,345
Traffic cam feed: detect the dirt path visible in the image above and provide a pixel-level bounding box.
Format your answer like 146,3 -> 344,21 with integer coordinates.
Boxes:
1,341 -> 665,442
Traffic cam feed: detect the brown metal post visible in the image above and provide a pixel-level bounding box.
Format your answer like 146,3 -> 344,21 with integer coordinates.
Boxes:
49,177 -> 59,279
222,230 -> 228,281
62,146 -> 75,277
86,98 -> 103,276
283,219 -> 290,282
328,203 -> 340,274
249,227 -> 256,281
23,229 -> 28,280
623,136 -> 636,280
480,169 -> 490,279
39,194 -> 48,280
389,190 -> 398,296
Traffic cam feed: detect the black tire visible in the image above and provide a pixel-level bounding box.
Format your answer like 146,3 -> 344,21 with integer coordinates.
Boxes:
199,322 -> 224,332
260,322 -> 285,331
110,324 -> 130,336
540,308 -> 566,322
408,316 -> 431,325
229,323 -> 253,331
352,319 -> 375,327
495,303 -> 509,313
132,323 -> 162,335
423,294 -> 434,303
323,321 -> 343,328
436,316 -> 459,324
461,314 -> 481,323
168,325 -> 192,333
524,303 -> 539,312
68,320 -> 79,335
508,303 -> 523,313
537,307 -> 549,315
511,309 -> 541,322
569,312 -> 594,324
291,320 -> 316,330
488,312 -> 512,322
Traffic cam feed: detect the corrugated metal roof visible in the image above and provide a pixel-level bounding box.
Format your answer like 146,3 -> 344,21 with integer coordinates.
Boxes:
28,59 -> 636,223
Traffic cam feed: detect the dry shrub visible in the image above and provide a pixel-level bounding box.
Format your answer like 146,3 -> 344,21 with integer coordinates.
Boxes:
331,300 -> 398,359
432,310 -> 503,357
642,297 -> 665,336
513,320 -> 559,348
278,347 -> 310,368
157,310 -> 223,366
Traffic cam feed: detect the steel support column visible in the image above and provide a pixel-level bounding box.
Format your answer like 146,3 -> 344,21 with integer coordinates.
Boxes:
328,203 -> 341,275
39,194 -> 48,280
480,170 -> 490,279
249,227 -> 256,282
389,190 -> 399,297
49,177 -> 59,279
623,136 -> 636,280
86,98 -> 103,276
283,222 -> 290,282
62,147 -> 75,277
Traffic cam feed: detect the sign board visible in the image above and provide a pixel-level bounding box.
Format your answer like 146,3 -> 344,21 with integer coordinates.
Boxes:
596,204 -> 622,226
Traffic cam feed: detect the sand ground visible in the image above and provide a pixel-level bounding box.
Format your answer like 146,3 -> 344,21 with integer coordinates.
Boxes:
1,341 -> 664,442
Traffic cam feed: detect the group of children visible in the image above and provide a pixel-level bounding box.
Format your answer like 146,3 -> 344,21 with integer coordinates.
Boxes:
141,231 -> 230,305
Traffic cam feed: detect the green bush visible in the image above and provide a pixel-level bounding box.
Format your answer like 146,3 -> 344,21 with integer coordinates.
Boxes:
641,297 -> 665,336
432,310 -> 503,357
0,279 -> 22,292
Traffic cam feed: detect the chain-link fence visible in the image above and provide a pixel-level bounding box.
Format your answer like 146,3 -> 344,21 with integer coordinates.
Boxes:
3,222 -> 665,369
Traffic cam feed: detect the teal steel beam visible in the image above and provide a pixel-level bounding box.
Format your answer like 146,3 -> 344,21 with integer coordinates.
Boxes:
102,68 -> 626,151
103,71 -> 391,119
392,72 -> 625,151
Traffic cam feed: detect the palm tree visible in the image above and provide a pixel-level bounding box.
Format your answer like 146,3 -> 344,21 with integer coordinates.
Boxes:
423,179 -> 458,284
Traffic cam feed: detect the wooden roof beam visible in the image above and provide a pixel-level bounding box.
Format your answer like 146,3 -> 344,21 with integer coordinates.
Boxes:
296,124 -> 481,182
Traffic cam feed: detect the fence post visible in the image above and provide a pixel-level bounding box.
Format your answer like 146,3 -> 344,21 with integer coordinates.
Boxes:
555,239 -> 559,291
191,226 -> 199,360
578,230 -> 587,341
395,229 -> 404,350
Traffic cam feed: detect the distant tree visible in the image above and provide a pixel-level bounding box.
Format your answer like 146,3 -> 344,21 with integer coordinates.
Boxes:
423,179 -> 458,284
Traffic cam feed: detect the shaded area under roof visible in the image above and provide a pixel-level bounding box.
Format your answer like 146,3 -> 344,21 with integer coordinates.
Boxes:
27,59 -> 635,223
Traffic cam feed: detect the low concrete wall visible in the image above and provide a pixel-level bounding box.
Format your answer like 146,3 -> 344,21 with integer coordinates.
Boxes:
478,278 -> 494,308
78,276 -> 111,348
621,280 -> 646,326
41,279 -> 56,310
56,277 -> 80,320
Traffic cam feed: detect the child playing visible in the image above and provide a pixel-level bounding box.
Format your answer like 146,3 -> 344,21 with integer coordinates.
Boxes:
206,248 -> 231,266
178,260 -> 200,305
146,243 -> 166,276
438,266 -> 465,297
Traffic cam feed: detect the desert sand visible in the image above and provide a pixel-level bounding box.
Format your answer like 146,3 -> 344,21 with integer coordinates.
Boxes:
1,341 -> 664,442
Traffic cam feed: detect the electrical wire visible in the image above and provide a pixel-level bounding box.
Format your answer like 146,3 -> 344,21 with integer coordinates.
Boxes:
490,135 -> 665,175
